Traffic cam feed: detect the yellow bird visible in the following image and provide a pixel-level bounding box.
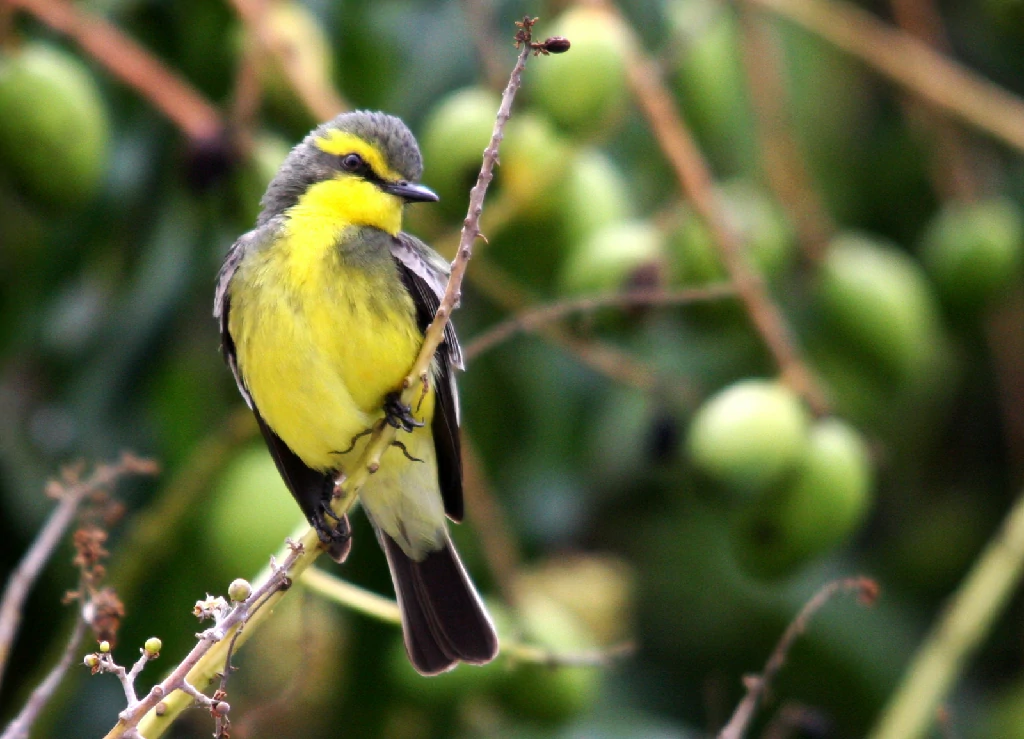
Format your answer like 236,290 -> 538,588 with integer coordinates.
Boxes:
214,110 -> 498,674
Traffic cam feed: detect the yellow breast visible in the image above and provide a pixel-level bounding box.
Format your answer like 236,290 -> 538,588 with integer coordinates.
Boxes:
228,225 -> 424,472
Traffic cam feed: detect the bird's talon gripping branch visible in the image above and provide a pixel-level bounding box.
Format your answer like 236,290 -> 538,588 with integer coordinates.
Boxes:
312,500 -> 349,550
383,390 -> 424,432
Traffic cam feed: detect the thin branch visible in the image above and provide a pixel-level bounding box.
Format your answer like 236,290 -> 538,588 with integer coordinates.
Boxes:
228,0 -> 348,121
718,576 -> 878,739
105,543 -> 302,739
604,0 -> 829,415
464,283 -> 735,362
748,0 -> 1024,155
0,453 -> 157,691
868,484 -> 1024,739
8,0 -> 224,141
129,20 -> 546,737
0,616 -> 88,739
735,4 -> 834,262
461,436 -> 522,607
887,0 -> 982,201
298,567 -> 635,668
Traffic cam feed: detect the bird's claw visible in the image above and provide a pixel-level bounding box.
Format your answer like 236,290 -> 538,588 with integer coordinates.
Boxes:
383,391 -> 424,433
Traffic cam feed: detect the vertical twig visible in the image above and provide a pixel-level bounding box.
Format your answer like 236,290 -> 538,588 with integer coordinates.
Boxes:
1,618 -> 88,739
868,486 -> 1024,739
604,0 -> 829,414
0,454 -> 156,691
735,3 -> 834,262
719,577 -> 878,739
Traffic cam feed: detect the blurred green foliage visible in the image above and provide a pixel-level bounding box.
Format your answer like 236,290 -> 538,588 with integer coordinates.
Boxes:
1,0 -> 1023,737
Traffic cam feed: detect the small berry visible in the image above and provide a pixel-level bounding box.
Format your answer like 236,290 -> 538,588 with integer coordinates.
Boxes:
84,654 -> 99,668
228,578 -> 252,602
99,641 -> 110,653
144,637 -> 162,656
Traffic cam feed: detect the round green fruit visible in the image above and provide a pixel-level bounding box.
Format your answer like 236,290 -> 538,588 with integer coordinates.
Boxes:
818,233 -> 943,385
687,379 -> 810,496
670,180 -> 795,284
420,86 -> 501,216
497,593 -> 601,725
920,198 -> 1023,312
732,418 -> 873,578
500,111 -> 571,216
0,44 -> 109,207
529,6 -> 629,136
559,147 -> 632,246
560,220 -> 664,296
203,444 -> 305,576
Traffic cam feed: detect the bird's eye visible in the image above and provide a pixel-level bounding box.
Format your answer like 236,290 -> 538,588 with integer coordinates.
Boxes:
340,153 -> 365,173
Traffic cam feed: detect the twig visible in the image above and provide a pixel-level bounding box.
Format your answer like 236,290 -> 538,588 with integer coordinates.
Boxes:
104,545 -> 301,739
228,0 -> 348,121
603,0 -> 829,415
461,436 -> 522,606
760,702 -> 831,739
868,484 -> 1024,739
747,0 -> 1024,155
8,0 -> 224,142
0,617 -> 88,739
735,4 -> 834,262
129,20 -> 546,737
887,0 -> 981,201
298,567 -> 635,668
0,453 -> 156,691
718,576 -> 878,739
464,283 -> 735,361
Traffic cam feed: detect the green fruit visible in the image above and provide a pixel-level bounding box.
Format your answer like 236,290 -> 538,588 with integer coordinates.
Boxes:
687,379 -> 810,495
732,418 -> 873,578
0,44 -> 109,207
420,86 -> 500,217
670,180 -> 795,284
920,198 -> 1024,312
669,0 -> 755,175
500,112 -> 571,215
818,233 -> 943,385
204,445 -> 305,576
559,147 -> 632,246
497,592 -> 601,725
560,220 -> 664,295
529,6 -> 628,136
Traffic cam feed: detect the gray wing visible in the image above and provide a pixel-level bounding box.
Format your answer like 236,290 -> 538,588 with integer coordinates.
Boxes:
392,233 -> 465,522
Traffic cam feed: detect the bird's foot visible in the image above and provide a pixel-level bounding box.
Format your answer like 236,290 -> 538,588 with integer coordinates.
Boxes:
390,439 -> 423,463
383,391 -> 424,433
333,427 -> 373,456
313,500 -> 352,561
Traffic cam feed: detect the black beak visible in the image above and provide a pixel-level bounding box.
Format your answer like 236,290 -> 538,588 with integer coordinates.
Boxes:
382,180 -> 439,203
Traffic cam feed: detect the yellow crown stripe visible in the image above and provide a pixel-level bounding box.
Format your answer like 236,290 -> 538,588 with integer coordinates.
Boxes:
314,130 -> 404,183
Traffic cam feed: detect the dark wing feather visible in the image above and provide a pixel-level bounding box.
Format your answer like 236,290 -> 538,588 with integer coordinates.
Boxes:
391,233 -> 464,522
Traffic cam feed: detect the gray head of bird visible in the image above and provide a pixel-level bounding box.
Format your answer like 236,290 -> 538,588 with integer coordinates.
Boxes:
257,110 -> 438,227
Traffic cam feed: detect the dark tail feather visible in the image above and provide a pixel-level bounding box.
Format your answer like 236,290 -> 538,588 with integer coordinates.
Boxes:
380,532 -> 499,675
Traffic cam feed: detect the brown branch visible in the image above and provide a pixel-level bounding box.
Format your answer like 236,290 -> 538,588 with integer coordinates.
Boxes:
0,453 -> 157,692
228,0 -> 348,122
461,436 -> 522,607
0,617 -> 87,739
604,0 -> 829,415
748,0 -> 1024,155
718,576 -> 878,739
464,283 -> 735,362
9,0 -> 223,141
736,4 -> 834,262
887,0 -> 982,201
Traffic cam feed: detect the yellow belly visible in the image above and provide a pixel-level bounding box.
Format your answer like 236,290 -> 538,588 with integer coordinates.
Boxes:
228,230 -> 428,472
